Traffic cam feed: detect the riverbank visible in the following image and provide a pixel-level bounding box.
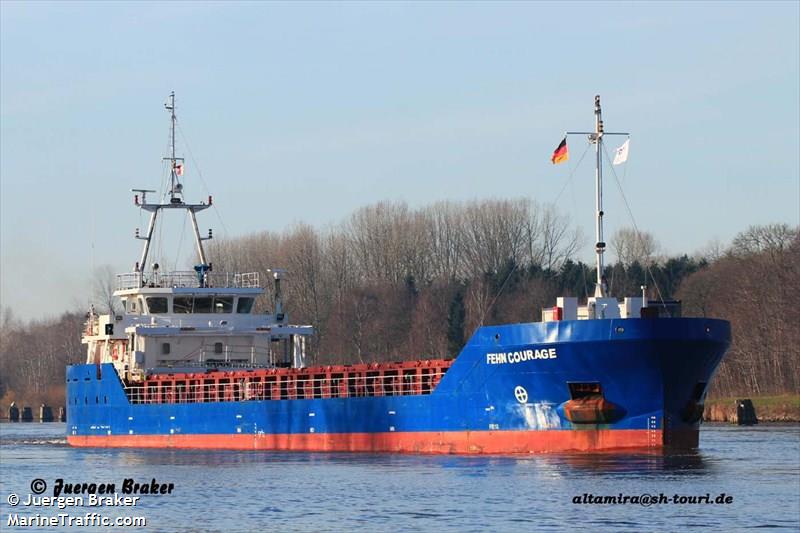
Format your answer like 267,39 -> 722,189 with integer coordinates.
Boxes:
704,394 -> 800,423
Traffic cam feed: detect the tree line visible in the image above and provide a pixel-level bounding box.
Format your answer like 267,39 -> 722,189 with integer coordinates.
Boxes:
0,198 -> 796,411
0,309 -> 84,411
678,223 -> 799,396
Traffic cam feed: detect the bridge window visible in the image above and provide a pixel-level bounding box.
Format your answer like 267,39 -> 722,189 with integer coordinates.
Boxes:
174,297 -> 192,313
214,297 -> 233,313
237,297 -> 254,314
193,297 -> 213,313
146,297 -> 168,314
168,296 -> 234,313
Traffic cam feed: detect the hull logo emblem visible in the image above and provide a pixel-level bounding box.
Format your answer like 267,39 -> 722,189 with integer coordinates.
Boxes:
514,386 -> 528,404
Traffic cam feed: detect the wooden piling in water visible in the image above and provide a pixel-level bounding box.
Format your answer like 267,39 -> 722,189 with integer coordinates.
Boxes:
20,406 -> 33,422
8,402 -> 20,422
39,404 -> 54,422
736,399 -> 758,425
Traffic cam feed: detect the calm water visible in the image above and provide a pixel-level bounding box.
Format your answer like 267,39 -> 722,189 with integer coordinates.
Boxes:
1,424 -> 798,532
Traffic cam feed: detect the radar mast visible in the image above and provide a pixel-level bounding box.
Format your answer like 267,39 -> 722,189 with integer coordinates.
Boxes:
132,92 -> 214,286
566,95 -> 629,297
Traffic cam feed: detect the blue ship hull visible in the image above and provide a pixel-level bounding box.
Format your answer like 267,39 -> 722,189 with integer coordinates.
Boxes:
66,317 -> 730,453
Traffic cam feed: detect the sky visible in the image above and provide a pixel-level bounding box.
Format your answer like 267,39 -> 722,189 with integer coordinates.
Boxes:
1,1 -> 798,321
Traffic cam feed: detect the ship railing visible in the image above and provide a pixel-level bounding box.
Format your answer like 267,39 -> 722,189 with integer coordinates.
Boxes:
116,271 -> 260,290
123,365 -> 452,404
125,314 -> 279,330
155,361 -> 274,370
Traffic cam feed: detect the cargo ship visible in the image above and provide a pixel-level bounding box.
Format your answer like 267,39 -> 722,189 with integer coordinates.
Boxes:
66,94 -> 730,453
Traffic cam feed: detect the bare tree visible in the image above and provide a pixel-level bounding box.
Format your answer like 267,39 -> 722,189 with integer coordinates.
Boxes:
679,224 -> 800,397
533,204 -> 582,270
460,199 -> 528,277
422,201 -> 465,281
730,223 -> 799,258
694,237 -> 726,263
611,227 -> 659,266
93,265 -> 121,315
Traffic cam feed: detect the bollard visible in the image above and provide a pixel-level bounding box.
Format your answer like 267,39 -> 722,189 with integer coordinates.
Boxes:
39,404 -> 54,423
8,402 -> 20,422
736,399 -> 758,425
21,406 -> 33,422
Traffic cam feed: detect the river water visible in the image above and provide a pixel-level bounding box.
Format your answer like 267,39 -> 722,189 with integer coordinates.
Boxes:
0,423 -> 798,532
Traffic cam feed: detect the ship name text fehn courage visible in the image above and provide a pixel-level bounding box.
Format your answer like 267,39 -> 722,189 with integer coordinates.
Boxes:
485,348 -> 557,365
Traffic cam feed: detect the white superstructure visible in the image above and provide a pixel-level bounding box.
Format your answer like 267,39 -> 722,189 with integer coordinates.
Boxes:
82,93 -> 313,381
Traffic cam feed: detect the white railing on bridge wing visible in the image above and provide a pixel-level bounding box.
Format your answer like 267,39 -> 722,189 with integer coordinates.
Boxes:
233,272 -> 260,288
116,271 -> 260,290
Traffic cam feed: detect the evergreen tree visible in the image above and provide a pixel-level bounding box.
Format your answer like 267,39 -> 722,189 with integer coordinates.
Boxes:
446,290 -> 466,357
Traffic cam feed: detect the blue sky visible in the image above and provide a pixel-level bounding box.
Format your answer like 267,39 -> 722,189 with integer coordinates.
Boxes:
1,1 -> 798,320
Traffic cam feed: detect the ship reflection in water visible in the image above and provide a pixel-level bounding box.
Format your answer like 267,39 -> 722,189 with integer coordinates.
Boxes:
107,447 -> 709,474
533,449 -> 710,476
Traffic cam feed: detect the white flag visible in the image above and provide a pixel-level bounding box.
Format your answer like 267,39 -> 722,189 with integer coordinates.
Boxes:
613,139 -> 630,165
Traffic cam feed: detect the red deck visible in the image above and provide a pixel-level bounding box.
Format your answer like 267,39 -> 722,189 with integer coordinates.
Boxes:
127,359 -> 454,404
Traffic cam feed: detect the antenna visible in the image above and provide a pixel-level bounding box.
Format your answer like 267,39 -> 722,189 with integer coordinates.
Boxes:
163,91 -> 185,204
566,95 -> 629,298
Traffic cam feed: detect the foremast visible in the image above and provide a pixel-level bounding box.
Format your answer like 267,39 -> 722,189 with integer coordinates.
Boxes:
566,95 -> 628,297
133,92 -> 214,286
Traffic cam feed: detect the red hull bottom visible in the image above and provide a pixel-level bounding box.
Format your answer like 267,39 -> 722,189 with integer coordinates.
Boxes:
67,429 -> 699,454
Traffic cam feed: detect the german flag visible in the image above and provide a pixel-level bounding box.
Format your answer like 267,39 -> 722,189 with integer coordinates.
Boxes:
551,137 -> 568,165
